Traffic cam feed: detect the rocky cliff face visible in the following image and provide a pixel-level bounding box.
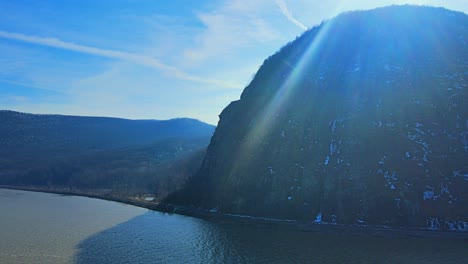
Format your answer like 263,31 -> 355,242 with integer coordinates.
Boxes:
171,6 -> 468,231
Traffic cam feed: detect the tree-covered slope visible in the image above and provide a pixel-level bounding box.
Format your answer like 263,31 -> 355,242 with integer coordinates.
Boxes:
0,110 -> 215,197
0,110 -> 214,155
168,6 -> 468,231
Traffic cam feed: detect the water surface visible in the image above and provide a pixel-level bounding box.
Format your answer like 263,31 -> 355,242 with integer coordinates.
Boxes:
0,188 -> 145,263
1,189 -> 467,263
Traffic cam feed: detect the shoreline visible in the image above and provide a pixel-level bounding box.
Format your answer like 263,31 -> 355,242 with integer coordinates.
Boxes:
0,185 -> 162,211
1,185 -> 467,240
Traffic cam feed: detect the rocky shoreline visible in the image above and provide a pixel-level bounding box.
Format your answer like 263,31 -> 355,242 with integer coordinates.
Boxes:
2,185 -> 467,240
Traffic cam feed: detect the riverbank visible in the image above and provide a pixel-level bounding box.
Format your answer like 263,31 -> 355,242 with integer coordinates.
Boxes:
0,185 -> 161,210
2,185 -> 467,240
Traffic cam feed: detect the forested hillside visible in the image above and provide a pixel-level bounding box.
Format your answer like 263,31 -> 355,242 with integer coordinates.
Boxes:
0,110 -> 215,198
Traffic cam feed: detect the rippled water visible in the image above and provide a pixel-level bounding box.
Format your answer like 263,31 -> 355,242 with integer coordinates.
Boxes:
1,189 -> 467,264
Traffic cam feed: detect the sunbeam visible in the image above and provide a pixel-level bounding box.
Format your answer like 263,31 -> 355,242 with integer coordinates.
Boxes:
227,16 -> 338,183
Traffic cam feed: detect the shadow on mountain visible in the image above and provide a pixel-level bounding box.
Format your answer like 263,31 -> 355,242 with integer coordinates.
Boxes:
169,5 -> 468,228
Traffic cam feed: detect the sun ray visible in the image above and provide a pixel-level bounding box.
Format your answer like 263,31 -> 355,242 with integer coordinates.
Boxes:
225,16 -> 339,192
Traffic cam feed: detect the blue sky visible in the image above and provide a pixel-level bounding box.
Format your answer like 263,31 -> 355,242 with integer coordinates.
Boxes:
0,0 -> 466,124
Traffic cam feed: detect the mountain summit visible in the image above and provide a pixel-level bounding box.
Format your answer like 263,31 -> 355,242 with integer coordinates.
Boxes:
168,6 -> 468,231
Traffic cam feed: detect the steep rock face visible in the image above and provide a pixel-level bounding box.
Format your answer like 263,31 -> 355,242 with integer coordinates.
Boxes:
173,6 -> 468,230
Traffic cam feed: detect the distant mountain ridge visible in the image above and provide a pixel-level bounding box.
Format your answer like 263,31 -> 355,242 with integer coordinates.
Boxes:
0,110 -> 214,154
0,110 -> 215,197
168,5 -> 468,231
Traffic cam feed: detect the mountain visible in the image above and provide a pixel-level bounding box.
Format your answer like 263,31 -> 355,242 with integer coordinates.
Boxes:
0,110 -> 214,155
0,110 -> 215,197
167,6 -> 468,231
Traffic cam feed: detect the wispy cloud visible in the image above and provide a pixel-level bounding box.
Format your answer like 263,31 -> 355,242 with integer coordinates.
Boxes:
4,95 -> 29,103
0,30 -> 239,88
184,1 -> 279,63
275,0 -> 307,30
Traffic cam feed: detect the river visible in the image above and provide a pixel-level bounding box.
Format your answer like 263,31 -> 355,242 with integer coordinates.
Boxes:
0,188 -> 466,263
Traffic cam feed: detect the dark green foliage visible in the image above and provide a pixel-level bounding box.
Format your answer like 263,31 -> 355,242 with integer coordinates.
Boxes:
169,6 -> 468,230
0,111 -> 214,198
0,110 -> 214,155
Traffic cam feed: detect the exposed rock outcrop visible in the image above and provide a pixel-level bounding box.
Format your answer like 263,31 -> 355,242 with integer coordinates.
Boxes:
169,6 -> 468,231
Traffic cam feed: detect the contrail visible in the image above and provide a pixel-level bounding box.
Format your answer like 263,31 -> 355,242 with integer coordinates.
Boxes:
0,30 -> 239,88
275,0 -> 307,30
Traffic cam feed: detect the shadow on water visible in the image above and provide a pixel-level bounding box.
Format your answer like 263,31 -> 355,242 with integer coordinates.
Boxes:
74,211 -> 468,264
